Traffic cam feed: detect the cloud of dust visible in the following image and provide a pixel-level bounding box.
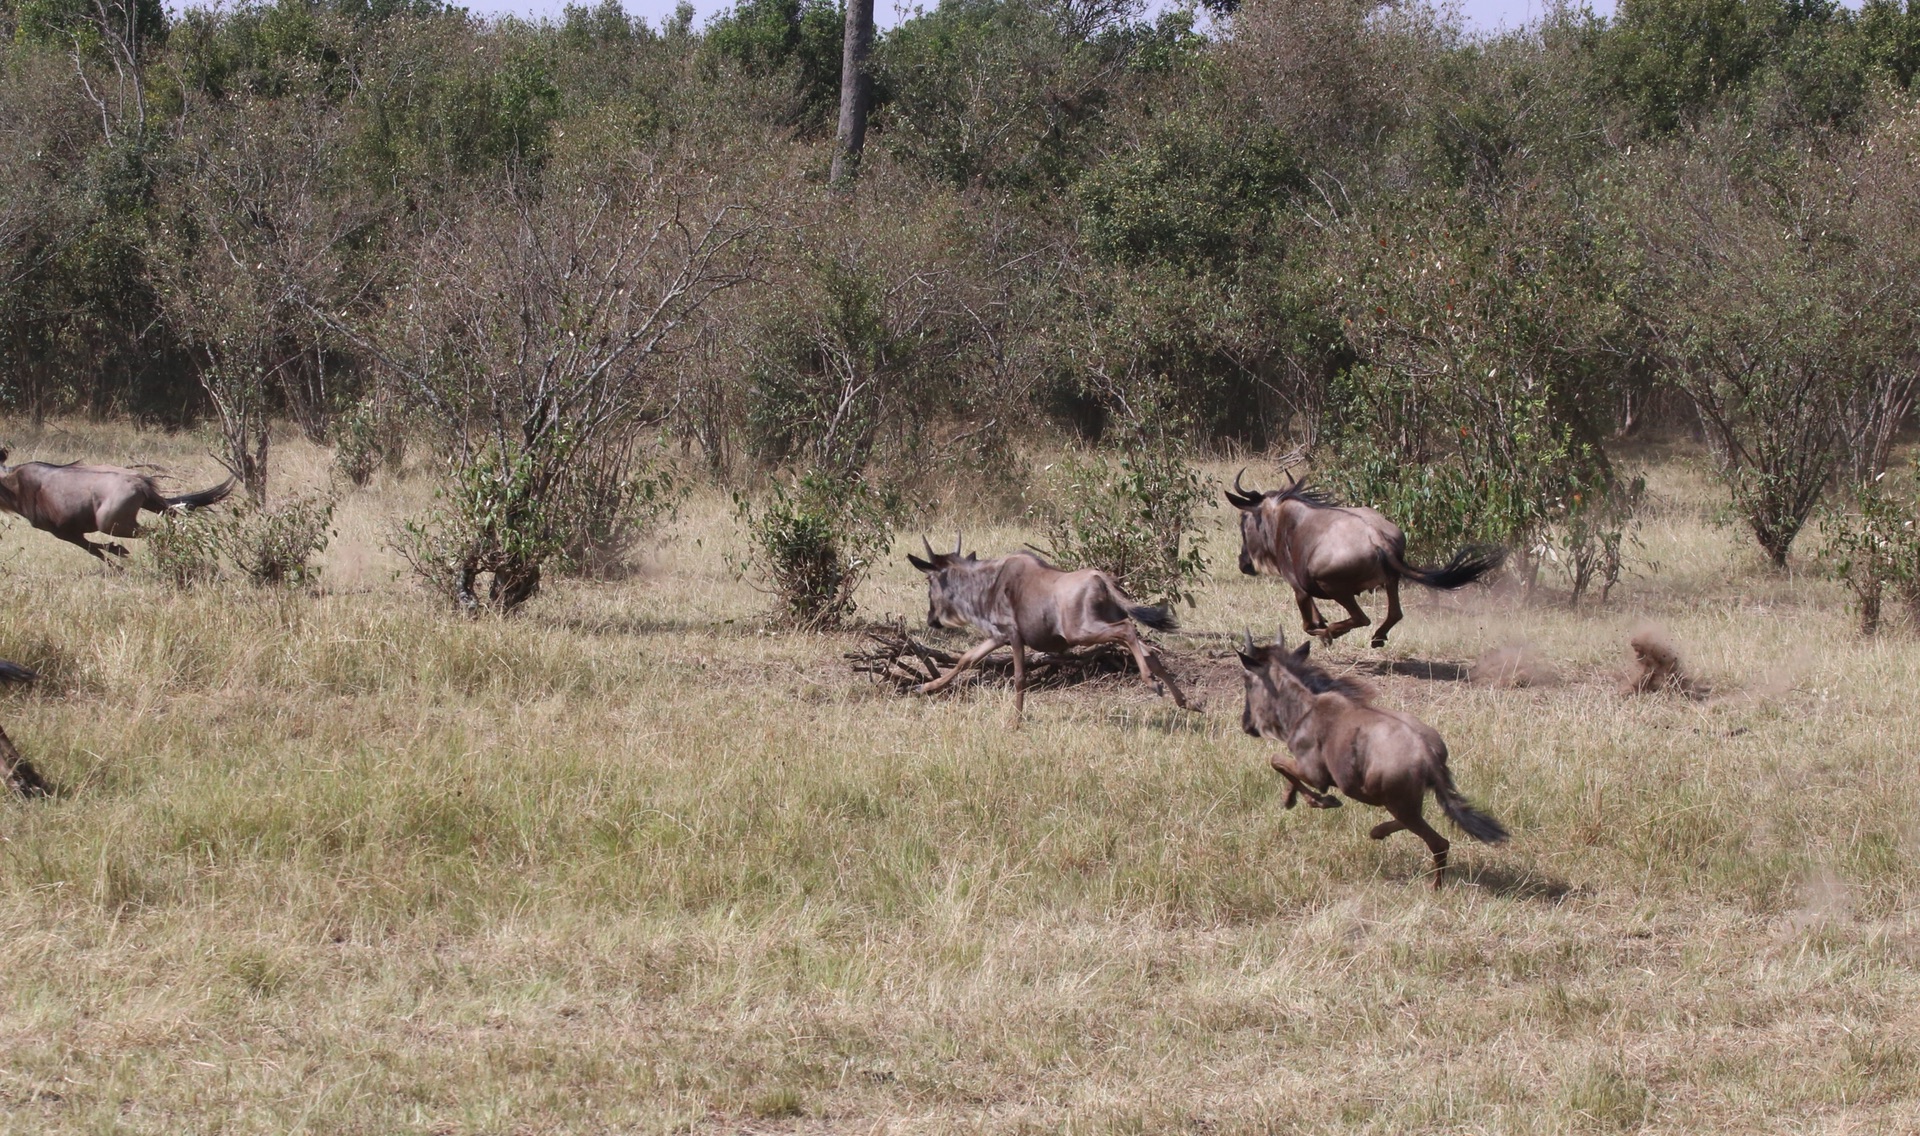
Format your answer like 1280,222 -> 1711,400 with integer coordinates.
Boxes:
1469,643 -> 1561,689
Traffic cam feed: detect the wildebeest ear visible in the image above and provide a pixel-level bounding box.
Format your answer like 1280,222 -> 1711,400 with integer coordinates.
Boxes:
965,551 -> 977,561
1236,649 -> 1261,669
1293,642 -> 1311,660
906,553 -> 934,572
0,447 -> 9,464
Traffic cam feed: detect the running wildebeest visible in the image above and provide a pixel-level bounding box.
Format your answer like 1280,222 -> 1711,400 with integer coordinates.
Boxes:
1225,470 -> 1504,647
0,449 -> 236,562
906,536 -> 1191,721
1238,629 -> 1508,889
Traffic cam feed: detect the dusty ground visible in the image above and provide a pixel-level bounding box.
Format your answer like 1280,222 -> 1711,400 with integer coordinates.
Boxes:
1,419 -> 1916,1133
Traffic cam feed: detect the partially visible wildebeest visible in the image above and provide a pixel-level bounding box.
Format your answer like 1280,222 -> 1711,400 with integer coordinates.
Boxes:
906,536 -> 1191,721
0,449 -> 236,562
1238,629 -> 1508,889
1225,470 -> 1504,647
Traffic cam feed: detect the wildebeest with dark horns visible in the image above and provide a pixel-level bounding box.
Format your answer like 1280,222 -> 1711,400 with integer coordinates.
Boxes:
0,448 -> 236,562
1225,469 -> 1504,647
906,535 -> 1191,722
1238,628 -> 1508,889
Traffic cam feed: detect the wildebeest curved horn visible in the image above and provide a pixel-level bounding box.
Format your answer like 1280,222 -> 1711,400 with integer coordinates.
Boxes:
1275,624 -> 1287,648
1226,468 -> 1261,508
953,532 -> 963,557
923,534 -> 937,559
1244,627 -> 1258,655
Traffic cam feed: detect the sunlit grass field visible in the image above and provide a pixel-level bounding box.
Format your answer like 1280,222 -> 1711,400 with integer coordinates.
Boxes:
2,418 -> 1917,1133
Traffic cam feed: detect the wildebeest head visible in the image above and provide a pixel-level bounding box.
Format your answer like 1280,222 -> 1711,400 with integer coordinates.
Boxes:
1237,627 -> 1369,738
1225,468 -> 1340,576
1223,469 -> 1271,575
906,534 -> 979,629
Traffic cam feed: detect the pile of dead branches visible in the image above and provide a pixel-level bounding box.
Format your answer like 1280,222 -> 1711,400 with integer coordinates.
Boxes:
846,620 -> 1137,692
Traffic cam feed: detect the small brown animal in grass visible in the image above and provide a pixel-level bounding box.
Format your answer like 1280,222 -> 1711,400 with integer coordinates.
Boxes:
907,536 -> 1191,722
1226,470 -> 1504,647
0,448 -> 235,563
1620,627 -> 1708,698
1238,629 -> 1509,889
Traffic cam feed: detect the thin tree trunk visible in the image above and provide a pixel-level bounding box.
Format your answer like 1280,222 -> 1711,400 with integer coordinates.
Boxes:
829,0 -> 876,185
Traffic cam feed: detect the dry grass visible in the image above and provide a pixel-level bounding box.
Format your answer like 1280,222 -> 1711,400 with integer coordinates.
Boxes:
2,421 -> 1918,1133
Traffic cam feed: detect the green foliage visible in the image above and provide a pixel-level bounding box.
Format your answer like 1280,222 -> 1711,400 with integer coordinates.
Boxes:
144,510 -> 225,589
143,494 -> 335,589
332,395 -> 405,487
226,493 -> 336,586
702,0 -> 844,131
399,443 -> 566,614
735,469 -> 901,627
1034,433 -> 1207,609
1076,114 -> 1302,273
1819,473 -> 1920,635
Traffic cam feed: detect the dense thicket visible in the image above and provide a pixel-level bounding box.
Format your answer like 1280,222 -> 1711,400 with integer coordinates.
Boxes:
4,0 -> 1920,592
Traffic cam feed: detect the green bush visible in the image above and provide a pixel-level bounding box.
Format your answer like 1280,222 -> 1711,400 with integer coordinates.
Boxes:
1034,438 -> 1208,610
144,511 -> 224,589
1818,474 -> 1920,635
226,494 -> 335,587
398,445 -> 563,614
736,470 -> 901,628
143,494 -> 334,589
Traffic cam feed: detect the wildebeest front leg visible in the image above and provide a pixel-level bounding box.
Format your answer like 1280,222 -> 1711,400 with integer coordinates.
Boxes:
916,636 -> 1007,695
1315,596 -> 1371,642
1294,589 -> 1326,634
1268,753 -> 1339,809
1008,628 -> 1028,724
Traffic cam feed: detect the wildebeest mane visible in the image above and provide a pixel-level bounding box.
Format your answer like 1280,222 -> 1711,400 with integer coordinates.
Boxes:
1269,644 -> 1372,700
1271,481 -> 1343,510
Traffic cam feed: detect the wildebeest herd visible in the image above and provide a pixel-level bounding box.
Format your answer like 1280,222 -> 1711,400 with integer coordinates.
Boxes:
0,451 -> 1514,887
907,468 -> 1512,888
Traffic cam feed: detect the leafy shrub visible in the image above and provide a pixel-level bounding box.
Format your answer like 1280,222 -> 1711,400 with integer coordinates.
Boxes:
225,494 -> 335,587
333,395 -> 406,488
1538,475 -> 1646,607
552,438 -> 681,580
1034,440 -> 1208,610
1819,474 -> 1920,635
143,494 -> 334,589
736,469 -> 900,628
145,511 -> 224,589
397,445 -> 561,614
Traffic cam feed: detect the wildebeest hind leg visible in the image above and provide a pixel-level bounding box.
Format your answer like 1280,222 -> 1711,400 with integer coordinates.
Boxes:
1395,808 -> 1451,890
1316,596 -> 1371,642
916,636 -> 1007,695
1371,579 -> 1404,648
55,528 -> 121,564
1116,626 -> 1190,709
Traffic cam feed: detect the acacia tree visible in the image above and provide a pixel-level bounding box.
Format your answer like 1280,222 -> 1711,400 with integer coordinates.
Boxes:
1632,120 -> 1920,566
337,159 -> 762,612
150,96 -> 372,501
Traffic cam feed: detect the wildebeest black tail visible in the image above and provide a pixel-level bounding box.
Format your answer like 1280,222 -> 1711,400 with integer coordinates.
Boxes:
165,477 -> 238,511
0,659 -> 36,684
1431,768 -> 1509,844
1129,604 -> 1178,632
1392,544 -> 1506,590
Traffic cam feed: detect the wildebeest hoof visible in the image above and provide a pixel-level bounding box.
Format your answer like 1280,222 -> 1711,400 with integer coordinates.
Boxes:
1311,794 -> 1342,809
1369,636 -> 1388,649
108,543 -> 130,557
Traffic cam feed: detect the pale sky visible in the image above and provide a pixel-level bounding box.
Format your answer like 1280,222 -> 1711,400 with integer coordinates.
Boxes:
461,0 -> 1619,36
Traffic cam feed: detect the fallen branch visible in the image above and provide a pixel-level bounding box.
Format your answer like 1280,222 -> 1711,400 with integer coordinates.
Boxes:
846,620 -> 1140,692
